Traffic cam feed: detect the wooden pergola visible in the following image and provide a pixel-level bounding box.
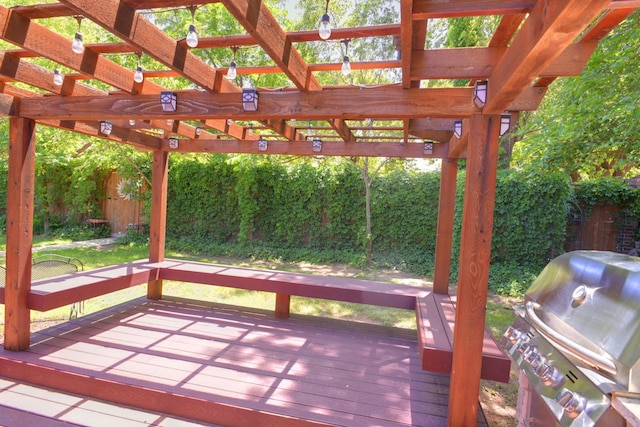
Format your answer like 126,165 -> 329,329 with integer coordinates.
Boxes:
0,1 -> 637,425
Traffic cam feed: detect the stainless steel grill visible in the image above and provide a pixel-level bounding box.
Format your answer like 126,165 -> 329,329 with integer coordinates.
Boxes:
501,251 -> 640,427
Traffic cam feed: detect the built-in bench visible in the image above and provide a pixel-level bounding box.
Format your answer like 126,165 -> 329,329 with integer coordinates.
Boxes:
0,260 -> 158,312
0,258 -> 510,382
416,293 -> 511,383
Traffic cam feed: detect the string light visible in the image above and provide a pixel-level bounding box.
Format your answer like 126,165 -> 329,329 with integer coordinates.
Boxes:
53,69 -> 63,86
186,6 -> 199,48
319,0 -> 332,40
133,52 -> 144,83
341,39 -> 351,76
71,16 -> 85,54
227,47 -> 238,80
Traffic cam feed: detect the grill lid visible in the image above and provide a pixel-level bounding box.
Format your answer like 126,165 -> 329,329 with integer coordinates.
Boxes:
524,251 -> 640,392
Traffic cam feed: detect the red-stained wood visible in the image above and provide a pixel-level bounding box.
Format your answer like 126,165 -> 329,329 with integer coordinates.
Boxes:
483,0 -> 611,114
165,139 -> 450,158
411,45 -> 593,80
0,258 -> 424,311
147,149 -> 169,300
433,158 -> 458,294
155,259 -> 428,308
16,87 -> 477,122
221,0 -> 320,92
0,91 -> 16,116
0,297 -> 488,426
415,294 -> 510,383
275,293 -> 291,318
4,117 -> 36,351
448,114 -> 500,425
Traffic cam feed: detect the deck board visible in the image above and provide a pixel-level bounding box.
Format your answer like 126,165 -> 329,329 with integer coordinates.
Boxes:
0,297 -> 487,426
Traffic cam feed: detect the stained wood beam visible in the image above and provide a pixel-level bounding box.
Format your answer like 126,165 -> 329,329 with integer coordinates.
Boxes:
4,117 -> 36,351
3,24 -> 402,55
483,0 -> 611,114
535,7 -> 636,87
222,0 -> 316,91
411,44 -> 596,81
147,148 -> 169,300
17,87 -> 477,121
38,119 -> 162,151
0,52 -> 105,97
59,0 -> 238,94
448,113 -> 500,425
52,0 -> 269,138
490,14 -> 526,47
433,158 -> 458,294
159,139 -> 450,158
0,92 -> 17,116
412,0 -> 638,18
400,0 -> 415,88
0,5 -> 256,142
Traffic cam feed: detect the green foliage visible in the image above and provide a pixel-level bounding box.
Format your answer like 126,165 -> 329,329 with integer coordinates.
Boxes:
490,170 -> 572,264
573,177 -> 639,213
372,170 -> 440,253
513,12 -> 640,180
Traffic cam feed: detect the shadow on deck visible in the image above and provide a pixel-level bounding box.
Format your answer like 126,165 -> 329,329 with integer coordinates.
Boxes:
0,297 -> 488,426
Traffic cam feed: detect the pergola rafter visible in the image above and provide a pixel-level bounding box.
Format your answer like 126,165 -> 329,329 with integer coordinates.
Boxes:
0,1 -> 637,425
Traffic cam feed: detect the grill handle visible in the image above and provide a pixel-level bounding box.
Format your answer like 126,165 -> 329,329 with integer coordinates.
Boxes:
525,301 -> 617,375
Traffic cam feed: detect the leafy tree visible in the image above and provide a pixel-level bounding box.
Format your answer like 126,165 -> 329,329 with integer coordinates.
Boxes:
513,11 -> 640,180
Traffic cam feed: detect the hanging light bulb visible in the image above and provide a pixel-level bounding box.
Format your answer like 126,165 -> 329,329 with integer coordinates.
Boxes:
227,47 -> 238,80
319,0 -> 332,40
186,24 -> 198,48
72,32 -> 84,54
341,39 -> 351,76
185,6 -> 199,48
134,66 -> 144,83
133,52 -> 144,83
227,60 -> 237,80
129,119 -> 136,126
341,56 -> 351,76
71,16 -> 84,54
53,69 -> 64,86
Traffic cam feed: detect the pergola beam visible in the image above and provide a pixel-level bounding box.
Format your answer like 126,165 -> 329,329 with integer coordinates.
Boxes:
160,139 -> 450,158
16,86 -> 551,122
483,0 -> 612,114
412,0 -> 639,18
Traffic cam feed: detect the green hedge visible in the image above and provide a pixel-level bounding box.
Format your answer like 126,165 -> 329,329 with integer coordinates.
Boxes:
162,157 -> 576,272
3,151 -> 639,296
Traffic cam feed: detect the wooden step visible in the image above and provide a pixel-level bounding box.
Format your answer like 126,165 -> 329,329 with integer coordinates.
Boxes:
415,293 -> 511,383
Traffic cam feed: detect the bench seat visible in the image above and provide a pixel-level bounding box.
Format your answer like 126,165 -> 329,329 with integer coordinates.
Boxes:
155,259 -> 430,309
416,293 -> 511,383
0,260 -> 158,312
0,258 -> 511,382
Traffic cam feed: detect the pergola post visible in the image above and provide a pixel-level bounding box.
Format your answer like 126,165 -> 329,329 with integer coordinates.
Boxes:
448,113 -> 500,425
4,117 -> 36,351
147,149 -> 169,300
433,158 -> 458,294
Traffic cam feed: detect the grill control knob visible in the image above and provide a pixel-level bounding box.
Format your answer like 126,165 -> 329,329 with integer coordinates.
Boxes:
517,343 -> 532,358
535,363 -> 563,388
555,389 -> 586,418
525,350 -> 543,369
503,326 -> 523,344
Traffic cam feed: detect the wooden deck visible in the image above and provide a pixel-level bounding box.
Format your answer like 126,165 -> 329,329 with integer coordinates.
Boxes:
0,297 -> 487,426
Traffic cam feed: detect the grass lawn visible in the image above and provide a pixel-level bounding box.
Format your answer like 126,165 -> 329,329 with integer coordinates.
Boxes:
0,240 -> 518,338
